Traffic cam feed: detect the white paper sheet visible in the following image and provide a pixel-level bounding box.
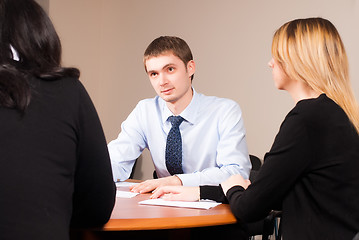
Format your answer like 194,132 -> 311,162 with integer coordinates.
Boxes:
116,190 -> 139,198
115,181 -> 138,187
138,199 -> 221,210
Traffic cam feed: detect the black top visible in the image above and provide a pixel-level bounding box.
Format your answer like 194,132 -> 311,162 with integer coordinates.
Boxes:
0,77 -> 116,240
201,94 -> 359,240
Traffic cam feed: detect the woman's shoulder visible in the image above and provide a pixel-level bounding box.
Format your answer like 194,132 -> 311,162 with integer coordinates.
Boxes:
29,77 -> 93,112
289,94 -> 338,117
286,94 -> 348,131
32,76 -> 86,95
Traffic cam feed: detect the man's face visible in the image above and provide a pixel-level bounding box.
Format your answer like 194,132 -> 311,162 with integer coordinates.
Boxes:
145,53 -> 195,106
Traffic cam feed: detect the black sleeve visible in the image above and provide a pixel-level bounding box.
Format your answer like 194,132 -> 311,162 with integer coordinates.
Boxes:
200,185 -> 228,203
70,81 -> 116,228
226,112 -> 312,223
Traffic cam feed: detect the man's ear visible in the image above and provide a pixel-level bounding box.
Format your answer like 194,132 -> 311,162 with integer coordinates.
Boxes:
187,60 -> 195,76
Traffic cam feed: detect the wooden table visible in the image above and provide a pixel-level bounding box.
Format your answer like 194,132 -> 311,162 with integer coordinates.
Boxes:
105,184 -> 236,231
76,181 -> 237,239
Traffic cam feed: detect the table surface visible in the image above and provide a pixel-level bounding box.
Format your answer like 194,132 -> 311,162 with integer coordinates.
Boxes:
103,182 -> 237,231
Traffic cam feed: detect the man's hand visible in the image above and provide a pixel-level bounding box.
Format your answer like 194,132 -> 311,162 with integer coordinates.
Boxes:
221,174 -> 251,195
150,186 -> 200,201
129,175 -> 182,194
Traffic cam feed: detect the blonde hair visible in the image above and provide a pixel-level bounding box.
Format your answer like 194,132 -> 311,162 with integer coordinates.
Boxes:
271,17 -> 359,134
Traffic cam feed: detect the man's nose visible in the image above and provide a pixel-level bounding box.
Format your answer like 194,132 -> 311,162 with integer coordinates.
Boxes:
159,74 -> 168,85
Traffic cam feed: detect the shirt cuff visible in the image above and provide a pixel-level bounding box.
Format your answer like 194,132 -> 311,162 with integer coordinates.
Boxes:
176,172 -> 200,186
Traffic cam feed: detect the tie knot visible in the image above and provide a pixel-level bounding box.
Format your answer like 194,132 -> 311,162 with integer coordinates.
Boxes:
168,115 -> 184,127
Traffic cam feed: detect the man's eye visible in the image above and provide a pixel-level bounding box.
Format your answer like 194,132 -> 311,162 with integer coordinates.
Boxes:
168,67 -> 174,72
150,72 -> 157,77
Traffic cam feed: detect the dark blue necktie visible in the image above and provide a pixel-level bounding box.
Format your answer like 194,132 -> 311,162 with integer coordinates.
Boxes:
165,116 -> 184,175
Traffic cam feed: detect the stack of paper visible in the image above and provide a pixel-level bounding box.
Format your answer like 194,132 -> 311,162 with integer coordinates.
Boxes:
139,199 -> 221,210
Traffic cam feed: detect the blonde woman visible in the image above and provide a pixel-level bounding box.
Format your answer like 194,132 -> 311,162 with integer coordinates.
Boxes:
152,17 -> 359,240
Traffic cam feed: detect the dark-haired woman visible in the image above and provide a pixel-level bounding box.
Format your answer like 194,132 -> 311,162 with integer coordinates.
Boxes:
0,0 -> 115,239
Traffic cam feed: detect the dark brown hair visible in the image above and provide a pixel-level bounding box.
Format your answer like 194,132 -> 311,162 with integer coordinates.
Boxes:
144,36 -> 194,80
0,0 -> 80,113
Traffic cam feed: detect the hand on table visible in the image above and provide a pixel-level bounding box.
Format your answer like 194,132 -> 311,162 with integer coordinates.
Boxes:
129,175 -> 182,194
220,174 -> 251,195
150,185 -> 200,202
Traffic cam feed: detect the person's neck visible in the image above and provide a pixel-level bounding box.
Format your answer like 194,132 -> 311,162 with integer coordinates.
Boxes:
287,82 -> 321,103
167,89 -> 193,116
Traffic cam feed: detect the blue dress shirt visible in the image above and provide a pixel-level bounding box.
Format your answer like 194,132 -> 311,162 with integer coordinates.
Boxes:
108,89 -> 251,186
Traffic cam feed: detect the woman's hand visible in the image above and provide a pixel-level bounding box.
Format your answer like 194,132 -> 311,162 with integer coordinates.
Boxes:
221,174 -> 251,195
150,186 -> 200,202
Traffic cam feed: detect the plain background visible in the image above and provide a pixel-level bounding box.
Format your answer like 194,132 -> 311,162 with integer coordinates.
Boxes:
37,0 -> 359,180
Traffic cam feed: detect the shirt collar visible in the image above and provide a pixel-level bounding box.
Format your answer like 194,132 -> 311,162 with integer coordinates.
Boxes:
161,88 -> 199,125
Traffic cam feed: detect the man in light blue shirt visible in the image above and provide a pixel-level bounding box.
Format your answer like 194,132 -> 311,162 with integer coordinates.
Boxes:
108,36 -> 251,193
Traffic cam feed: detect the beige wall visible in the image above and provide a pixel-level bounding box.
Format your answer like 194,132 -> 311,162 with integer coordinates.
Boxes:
48,0 -> 359,180
35,0 -> 49,13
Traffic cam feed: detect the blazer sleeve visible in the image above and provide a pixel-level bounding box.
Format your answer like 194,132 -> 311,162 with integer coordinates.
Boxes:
225,112 -> 312,223
70,81 -> 116,228
200,185 -> 229,203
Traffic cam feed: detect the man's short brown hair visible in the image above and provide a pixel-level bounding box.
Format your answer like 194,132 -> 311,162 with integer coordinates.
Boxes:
144,36 -> 194,80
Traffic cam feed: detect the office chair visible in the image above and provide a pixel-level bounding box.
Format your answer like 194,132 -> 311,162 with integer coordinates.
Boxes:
249,154 -> 262,171
247,154 -> 282,240
129,159 -> 138,179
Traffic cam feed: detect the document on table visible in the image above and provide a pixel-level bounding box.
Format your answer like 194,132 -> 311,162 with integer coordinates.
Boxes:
115,182 -> 139,198
115,181 -> 138,187
116,190 -> 139,198
138,199 -> 221,210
